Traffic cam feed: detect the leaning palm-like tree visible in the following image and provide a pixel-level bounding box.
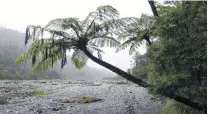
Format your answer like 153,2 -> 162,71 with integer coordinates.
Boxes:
116,14 -> 155,55
15,5 -> 149,87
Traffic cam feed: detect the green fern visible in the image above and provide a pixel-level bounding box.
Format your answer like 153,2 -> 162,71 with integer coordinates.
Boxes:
116,14 -> 155,55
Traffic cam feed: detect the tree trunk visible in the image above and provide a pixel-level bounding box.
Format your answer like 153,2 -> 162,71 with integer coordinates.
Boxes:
82,47 -> 149,88
148,1 -> 158,16
82,47 -> 206,112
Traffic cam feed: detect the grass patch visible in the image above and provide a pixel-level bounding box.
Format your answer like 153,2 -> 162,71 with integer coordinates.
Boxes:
58,97 -> 102,104
161,100 -> 203,114
31,88 -> 53,96
76,97 -> 102,103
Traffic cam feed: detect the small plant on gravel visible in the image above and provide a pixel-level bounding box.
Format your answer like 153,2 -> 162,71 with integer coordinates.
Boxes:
149,95 -> 156,100
58,97 -> 102,104
31,88 -> 53,96
76,97 -> 102,103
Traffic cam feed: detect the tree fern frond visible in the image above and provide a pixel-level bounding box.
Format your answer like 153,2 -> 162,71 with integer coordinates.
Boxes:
129,42 -> 140,55
45,18 -> 82,38
82,12 -> 98,28
89,46 -> 104,53
45,18 -> 80,29
84,19 -> 96,38
71,49 -> 88,69
116,37 -> 136,52
92,36 -> 120,48
15,39 -> 43,64
32,48 -> 64,72
96,5 -> 119,20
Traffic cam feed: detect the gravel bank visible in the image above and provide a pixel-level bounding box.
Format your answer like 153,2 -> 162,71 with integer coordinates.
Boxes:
0,80 -> 162,114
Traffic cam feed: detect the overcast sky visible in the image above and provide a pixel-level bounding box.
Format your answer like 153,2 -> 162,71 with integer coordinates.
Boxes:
0,0 -> 152,71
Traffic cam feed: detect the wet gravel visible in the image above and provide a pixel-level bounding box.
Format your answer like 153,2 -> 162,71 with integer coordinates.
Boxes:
0,80 -> 162,114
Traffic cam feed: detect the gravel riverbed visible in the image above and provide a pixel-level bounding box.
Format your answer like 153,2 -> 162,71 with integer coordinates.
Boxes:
0,80 -> 162,114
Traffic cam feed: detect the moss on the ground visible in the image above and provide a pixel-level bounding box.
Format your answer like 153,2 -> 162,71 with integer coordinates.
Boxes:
76,97 -> 102,103
31,88 -> 54,96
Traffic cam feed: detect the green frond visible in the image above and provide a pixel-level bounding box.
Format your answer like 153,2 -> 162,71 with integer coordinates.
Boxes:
89,46 -> 104,53
71,49 -> 88,69
16,25 -> 78,72
72,58 -> 86,70
45,18 -> 80,30
116,14 -> 155,54
129,42 -> 141,55
45,18 -> 82,38
136,32 -> 146,41
118,14 -> 155,38
96,5 -> 119,20
82,5 -> 123,37
82,12 -> 97,29
32,50 -> 64,72
138,14 -> 155,29
88,17 -> 137,39
92,36 -> 120,48
116,37 -> 136,52
15,39 -> 43,64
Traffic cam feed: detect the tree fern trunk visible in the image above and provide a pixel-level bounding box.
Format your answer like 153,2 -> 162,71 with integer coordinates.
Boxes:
82,47 -> 149,88
82,47 -> 206,112
148,1 -> 158,16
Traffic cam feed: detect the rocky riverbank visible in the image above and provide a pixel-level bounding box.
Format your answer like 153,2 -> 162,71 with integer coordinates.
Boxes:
0,80 -> 162,114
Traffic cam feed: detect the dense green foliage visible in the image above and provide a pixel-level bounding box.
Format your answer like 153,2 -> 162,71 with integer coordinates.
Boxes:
130,52 -> 149,81
161,100 -> 203,114
130,1 -> 206,113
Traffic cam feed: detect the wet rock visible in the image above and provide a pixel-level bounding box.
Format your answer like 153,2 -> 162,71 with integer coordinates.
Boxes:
36,108 -> 47,114
0,96 -> 8,105
4,81 -> 11,84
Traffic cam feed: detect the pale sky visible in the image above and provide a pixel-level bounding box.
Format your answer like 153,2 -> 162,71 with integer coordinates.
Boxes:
0,0 -> 152,71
